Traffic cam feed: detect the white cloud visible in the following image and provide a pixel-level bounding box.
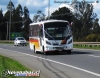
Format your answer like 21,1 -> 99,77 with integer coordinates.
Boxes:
44,3 -> 74,17
17,0 -> 49,16
1,0 -> 100,24
44,4 -> 59,16
59,4 -> 74,12
1,0 -> 48,19
93,3 -> 100,14
18,0 -> 48,7
44,2 -> 100,24
92,3 -> 100,24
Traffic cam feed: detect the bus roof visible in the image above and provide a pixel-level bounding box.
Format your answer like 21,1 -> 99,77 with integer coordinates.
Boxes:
29,20 -> 69,26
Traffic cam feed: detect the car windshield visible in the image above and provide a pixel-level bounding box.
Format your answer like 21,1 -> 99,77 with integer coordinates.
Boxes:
17,38 -> 25,40
44,22 -> 71,40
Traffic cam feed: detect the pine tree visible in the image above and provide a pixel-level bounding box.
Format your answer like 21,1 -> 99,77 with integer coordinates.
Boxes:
0,9 -> 4,39
12,4 -> 23,32
23,6 -> 32,40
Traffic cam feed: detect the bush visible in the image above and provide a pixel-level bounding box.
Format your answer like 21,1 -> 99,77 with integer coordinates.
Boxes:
85,34 -> 100,42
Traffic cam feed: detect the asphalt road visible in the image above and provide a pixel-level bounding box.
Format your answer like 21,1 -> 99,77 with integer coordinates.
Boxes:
0,44 -> 100,78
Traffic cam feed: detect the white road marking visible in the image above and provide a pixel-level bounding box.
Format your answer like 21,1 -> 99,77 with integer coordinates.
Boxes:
89,55 -> 100,58
0,48 -> 100,77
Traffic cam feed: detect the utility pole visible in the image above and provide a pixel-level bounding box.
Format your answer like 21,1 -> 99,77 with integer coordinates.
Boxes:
7,0 -> 14,41
48,0 -> 50,20
6,22 -> 9,40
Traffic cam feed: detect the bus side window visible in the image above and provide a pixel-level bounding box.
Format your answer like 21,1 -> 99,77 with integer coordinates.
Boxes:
29,26 -> 33,37
39,29 -> 43,37
30,30 -> 33,36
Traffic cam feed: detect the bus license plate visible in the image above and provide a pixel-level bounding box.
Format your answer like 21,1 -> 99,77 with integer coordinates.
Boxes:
55,47 -> 63,51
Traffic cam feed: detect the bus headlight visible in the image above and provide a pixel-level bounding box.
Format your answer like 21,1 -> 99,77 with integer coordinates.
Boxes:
68,39 -> 72,44
46,41 -> 51,45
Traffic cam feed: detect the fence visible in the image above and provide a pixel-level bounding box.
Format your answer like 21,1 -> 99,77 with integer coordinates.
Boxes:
74,42 -> 100,49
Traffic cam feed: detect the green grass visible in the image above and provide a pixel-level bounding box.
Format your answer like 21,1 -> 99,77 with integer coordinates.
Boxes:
0,55 -> 39,78
74,44 -> 100,50
0,42 -> 13,44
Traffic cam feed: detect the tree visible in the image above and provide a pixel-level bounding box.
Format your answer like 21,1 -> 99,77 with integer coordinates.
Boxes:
1,1 -> 33,40
23,6 -> 32,40
50,7 -> 73,23
12,4 -> 23,32
0,9 -> 3,22
0,9 -> 6,39
3,0 -> 15,40
72,0 -> 97,41
92,18 -> 100,34
33,10 -> 45,22
6,0 -> 14,21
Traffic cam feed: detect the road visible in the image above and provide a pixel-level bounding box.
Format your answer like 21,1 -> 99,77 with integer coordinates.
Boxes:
0,44 -> 100,78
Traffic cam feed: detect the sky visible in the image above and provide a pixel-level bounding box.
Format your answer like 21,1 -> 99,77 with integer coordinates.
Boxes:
0,0 -> 100,23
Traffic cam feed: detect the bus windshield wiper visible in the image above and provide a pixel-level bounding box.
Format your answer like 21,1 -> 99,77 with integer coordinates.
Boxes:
43,29 -> 58,43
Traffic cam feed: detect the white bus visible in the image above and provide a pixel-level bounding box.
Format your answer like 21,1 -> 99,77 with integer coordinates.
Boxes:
29,20 -> 73,54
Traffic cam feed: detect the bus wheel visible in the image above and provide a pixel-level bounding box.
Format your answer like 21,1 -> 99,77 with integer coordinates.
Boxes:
42,46 -> 47,55
67,50 -> 71,54
33,45 -> 37,54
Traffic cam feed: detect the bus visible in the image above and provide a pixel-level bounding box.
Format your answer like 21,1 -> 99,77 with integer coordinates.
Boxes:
29,20 -> 73,54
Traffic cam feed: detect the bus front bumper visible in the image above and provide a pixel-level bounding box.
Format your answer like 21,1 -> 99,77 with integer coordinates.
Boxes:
44,45 -> 73,52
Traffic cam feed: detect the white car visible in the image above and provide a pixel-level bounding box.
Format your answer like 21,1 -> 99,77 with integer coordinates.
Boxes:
14,37 -> 27,46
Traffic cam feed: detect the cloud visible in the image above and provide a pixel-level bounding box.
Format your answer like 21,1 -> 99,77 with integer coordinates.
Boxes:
44,4 -> 59,16
18,0 -> 48,7
1,0 -> 48,13
44,2 -> 100,24
17,0 -> 48,14
0,0 -> 17,5
0,0 -> 18,14
92,3 -> 100,15
1,0 -> 49,20
92,3 -> 100,24
1,0 -> 100,24
44,3 -> 74,17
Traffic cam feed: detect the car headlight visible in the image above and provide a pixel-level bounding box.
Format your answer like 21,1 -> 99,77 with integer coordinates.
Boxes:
17,41 -> 20,43
24,40 -> 26,42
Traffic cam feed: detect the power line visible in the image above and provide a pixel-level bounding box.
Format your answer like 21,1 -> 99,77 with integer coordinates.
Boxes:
0,19 -> 28,26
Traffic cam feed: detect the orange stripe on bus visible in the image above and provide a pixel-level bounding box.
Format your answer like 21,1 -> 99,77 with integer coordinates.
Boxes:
29,39 -> 38,42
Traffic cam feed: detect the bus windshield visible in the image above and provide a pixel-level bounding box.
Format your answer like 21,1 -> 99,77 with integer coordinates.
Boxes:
44,22 -> 71,40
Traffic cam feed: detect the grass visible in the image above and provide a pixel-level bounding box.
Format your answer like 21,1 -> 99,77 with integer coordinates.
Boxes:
0,41 -> 13,44
74,44 -> 100,50
0,55 -> 39,78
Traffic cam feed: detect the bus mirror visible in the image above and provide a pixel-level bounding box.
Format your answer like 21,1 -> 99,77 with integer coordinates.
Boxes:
70,22 -> 73,26
70,22 -> 73,31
